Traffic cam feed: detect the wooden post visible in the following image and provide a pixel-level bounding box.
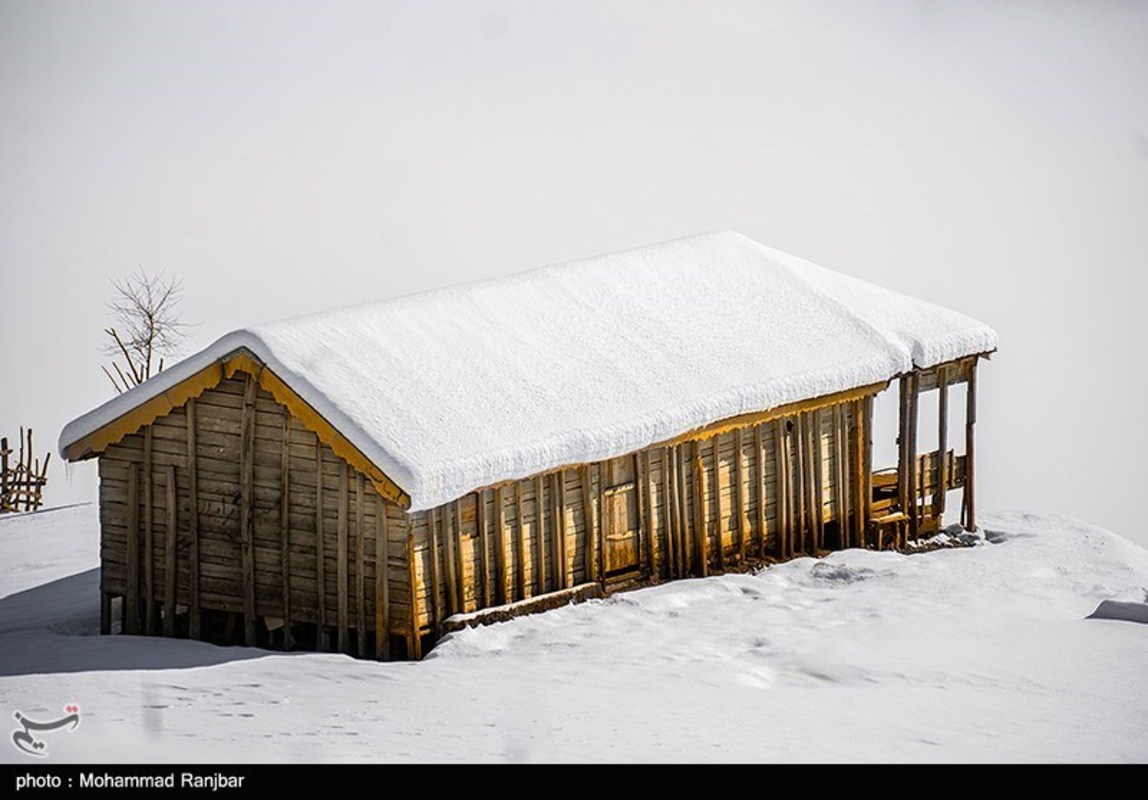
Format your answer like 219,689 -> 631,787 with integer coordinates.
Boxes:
443,502 -> 459,615
898,376 -> 910,518
406,531 -> 422,659
734,428 -> 747,562
162,465 -> 177,637
125,464 -> 140,634
852,399 -> 867,549
533,475 -> 547,594
375,495 -> 391,660
580,467 -> 596,584
810,411 -> 824,554
427,508 -> 442,632
355,474 -> 367,658
453,498 -> 467,609
239,375 -> 258,646
635,455 -> 649,577
336,457 -> 349,653
494,486 -> 508,603
645,451 -> 659,580
937,365 -> 949,518
553,472 -> 567,590
143,426 -> 155,635
278,414 -> 293,649
793,415 -> 807,554
862,396 -> 874,544
515,482 -> 527,599
478,491 -> 491,608
677,445 -> 692,575
595,465 -> 606,587
907,373 -> 919,541
315,444 -> 328,650
964,359 -> 978,532
664,447 -> 679,578
186,399 -> 201,640
692,442 -> 708,577
773,421 -> 787,559
711,437 -> 724,570
832,405 -> 846,548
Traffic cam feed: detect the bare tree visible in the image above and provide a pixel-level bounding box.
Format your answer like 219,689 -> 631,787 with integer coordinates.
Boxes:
102,269 -> 190,394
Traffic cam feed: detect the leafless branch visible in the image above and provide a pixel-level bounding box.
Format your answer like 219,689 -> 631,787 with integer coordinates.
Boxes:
102,269 -> 192,393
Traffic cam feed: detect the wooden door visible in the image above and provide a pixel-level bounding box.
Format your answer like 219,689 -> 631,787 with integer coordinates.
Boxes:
602,455 -> 641,576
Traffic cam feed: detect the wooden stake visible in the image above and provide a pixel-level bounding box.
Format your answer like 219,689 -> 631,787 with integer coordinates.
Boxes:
186,399 -> 201,640
163,464 -> 177,637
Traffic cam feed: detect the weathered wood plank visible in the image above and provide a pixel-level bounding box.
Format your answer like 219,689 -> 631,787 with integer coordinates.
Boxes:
811,411 -> 824,553
124,464 -> 139,634
853,399 -> 867,548
163,464 -> 177,637
734,427 -> 747,562
453,499 -> 467,611
355,473 -> 366,658
665,446 -> 679,579
863,396 -> 874,543
833,405 -> 847,548
143,426 -> 155,634
428,508 -> 442,631
554,472 -> 568,590
186,399 -> 201,639
240,374 -> 258,646
494,486 -> 508,604
580,466 -> 597,584
375,494 -> 390,660
279,414 -> 293,649
534,475 -> 546,594
478,490 -> 491,608
315,443 -> 328,650
644,450 -> 658,579
773,420 -> 787,558
634,455 -> 648,577
443,501 -> 459,615
693,442 -> 708,576
711,436 -> 724,569
595,465 -> 606,586
515,482 -> 527,599
406,531 -> 421,659
676,445 -> 691,575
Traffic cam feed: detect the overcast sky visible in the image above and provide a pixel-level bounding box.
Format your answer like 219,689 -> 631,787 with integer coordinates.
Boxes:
2,1 -> 1146,546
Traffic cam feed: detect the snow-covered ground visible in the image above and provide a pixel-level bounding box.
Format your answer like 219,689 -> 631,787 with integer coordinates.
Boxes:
1,504 -> 1146,763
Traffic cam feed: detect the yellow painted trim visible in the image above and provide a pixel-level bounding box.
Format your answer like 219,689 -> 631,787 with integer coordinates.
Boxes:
64,350 -> 411,510
657,380 -> 888,448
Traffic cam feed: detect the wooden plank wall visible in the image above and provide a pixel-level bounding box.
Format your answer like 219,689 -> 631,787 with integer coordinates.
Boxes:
96,375 -> 413,657
409,399 -> 868,639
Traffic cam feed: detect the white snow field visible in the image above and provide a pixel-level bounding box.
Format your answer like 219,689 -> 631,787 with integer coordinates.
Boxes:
1,504 -> 1146,763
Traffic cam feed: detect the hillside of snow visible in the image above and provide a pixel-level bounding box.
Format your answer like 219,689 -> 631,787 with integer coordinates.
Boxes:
1,504 -> 1146,763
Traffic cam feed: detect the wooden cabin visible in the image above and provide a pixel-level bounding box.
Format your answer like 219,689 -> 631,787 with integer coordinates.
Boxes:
59,232 -> 996,660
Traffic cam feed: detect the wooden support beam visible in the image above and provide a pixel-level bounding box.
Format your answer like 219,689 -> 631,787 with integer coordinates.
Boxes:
579,467 -> 595,584
664,447 -> 679,579
162,464 -> 177,637
443,501 -> 460,614
692,442 -> 708,576
595,464 -> 607,587
833,405 -> 847,549
406,531 -> 421,659
898,376 -> 910,518
355,474 -> 367,658
478,490 -> 491,608
863,396 -> 874,544
852,399 -> 867,549
907,373 -> 920,541
677,445 -> 692,575
735,428 -> 747,562
494,486 -> 508,604
937,365 -> 950,517
240,375 -> 258,646
515,482 -> 527,599
810,411 -> 824,553
711,436 -> 725,570
375,495 -> 390,660
964,359 -> 978,532
336,462 -> 349,653
793,415 -> 807,554
186,399 -> 201,640
279,415 -> 293,650
427,508 -> 442,633
125,464 -> 140,634
646,450 -> 659,580
453,498 -> 467,611
635,455 -> 649,578
315,444 -> 328,650
143,426 -> 155,635
773,421 -> 787,559
552,472 -> 567,590
533,475 -> 547,594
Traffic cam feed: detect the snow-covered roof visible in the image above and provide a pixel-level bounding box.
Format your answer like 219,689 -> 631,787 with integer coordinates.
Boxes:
60,231 -> 997,511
